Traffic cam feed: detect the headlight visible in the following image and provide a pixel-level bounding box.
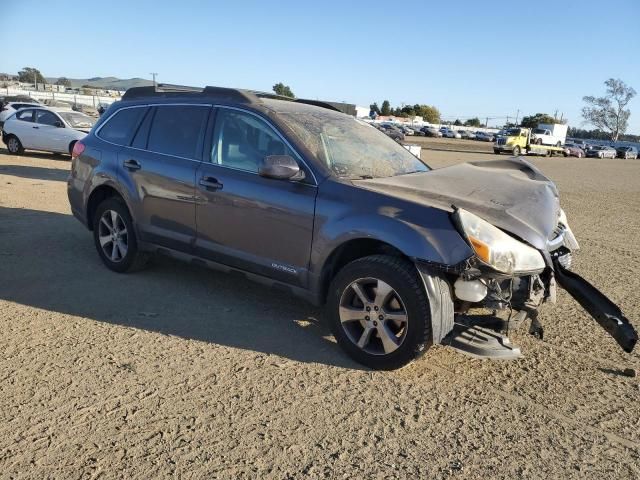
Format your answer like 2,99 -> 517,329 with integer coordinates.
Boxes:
454,209 -> 545,274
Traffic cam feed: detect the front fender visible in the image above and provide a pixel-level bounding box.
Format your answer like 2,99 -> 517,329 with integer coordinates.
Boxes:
314,210 -> 472,269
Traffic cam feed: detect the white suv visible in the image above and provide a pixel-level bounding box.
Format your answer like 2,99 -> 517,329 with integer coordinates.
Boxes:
2,107 -> 95,155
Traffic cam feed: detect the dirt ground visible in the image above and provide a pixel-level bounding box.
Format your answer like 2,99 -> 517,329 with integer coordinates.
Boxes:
1,140 -> 639,479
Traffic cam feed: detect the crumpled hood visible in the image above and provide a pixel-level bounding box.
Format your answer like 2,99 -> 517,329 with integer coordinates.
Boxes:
354,158 -> 561,250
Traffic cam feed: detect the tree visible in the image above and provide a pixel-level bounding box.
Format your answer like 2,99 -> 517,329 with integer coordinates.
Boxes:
272,82 -> 295,98
380,100 -> 391,116
18,67 -> 46,85
453,119 -> 462,126
56,77 -> 71,87
520,113 -> 559,128
582,78 -> 636,141
369,102 -> 380,117
464,117 -> 481,127
414,105 -> 440,123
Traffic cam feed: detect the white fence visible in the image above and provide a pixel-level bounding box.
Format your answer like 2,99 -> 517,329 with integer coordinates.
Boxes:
2,87 -> 120,108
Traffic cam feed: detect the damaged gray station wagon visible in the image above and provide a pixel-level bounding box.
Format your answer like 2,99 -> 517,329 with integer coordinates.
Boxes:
67,85 -> 637,370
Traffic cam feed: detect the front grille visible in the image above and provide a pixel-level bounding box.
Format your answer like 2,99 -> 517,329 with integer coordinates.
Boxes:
497,138 -> 506,145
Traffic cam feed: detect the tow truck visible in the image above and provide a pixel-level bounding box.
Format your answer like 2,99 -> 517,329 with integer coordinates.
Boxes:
494,127 -> 566,157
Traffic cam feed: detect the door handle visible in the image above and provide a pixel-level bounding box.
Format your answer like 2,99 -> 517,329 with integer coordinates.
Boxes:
199,176 -> 223,191
123,159 -> 141,171
32,126 -> 39,129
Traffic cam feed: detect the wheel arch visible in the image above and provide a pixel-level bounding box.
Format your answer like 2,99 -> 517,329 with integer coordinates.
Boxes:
318,238 -> 406,304
86,184 -> 129,231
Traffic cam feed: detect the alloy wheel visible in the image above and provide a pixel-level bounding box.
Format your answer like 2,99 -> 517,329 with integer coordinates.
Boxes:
98,209 -> 128,262
7,137 -> 19,153
338,277 -> 409,355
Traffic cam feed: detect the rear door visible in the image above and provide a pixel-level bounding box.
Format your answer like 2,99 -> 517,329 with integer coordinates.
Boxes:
194,107 -> 317,287
7,109 -> 37,148
115,104 -> 211,253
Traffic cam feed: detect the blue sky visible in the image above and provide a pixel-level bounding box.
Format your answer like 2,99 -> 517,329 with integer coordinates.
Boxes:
3,0 -> 640,132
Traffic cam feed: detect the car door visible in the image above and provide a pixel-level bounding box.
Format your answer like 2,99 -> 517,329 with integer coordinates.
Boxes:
34,109 -> 67,152
115,104 -> 210,253
7,109 -> 38,148
194,107 -> 317,287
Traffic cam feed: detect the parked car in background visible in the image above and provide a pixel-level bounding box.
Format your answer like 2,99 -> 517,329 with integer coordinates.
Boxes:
475,131 -> 494,142
2,107 -> 94,155
444,130 -> 462,139
571,140 -> 592,152
72,103 -> 99,117
458,130 -> 476,140
0,95 -> 40,106
422,127 -> 442,137
563,143 -> 586,158
398,125 -> 414,136
616,146 -> 638,159
0,102 -> 41,130
586,145 -> 617,159
384,128 -> 405,142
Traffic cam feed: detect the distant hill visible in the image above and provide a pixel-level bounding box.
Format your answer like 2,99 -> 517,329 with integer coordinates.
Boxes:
44,76 -> 154,91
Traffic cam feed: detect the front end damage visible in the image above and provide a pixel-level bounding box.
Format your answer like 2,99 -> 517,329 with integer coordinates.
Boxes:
437,208 -> 638,359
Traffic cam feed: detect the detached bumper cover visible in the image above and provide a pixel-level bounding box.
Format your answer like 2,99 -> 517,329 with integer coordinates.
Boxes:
554,261 -> 638,353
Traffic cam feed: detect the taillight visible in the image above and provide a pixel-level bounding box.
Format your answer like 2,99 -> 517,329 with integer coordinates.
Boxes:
71,141 -> 85,159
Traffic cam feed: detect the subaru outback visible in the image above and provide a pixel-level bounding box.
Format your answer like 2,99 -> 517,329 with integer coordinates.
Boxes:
67,85 -> 637,370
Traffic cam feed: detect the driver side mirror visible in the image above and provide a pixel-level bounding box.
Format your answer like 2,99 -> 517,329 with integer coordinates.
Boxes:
259,155 -> 305,181
55,120 -> 64,128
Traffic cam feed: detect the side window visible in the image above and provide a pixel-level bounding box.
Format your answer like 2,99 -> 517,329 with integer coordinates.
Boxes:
147,105 -> 209,159
211,109 -> 293,173
15,109 -> 34,122
35,110 -> 60,126
97,107 -> 147,145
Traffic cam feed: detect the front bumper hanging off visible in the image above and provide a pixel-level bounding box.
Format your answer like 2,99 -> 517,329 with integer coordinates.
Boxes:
554,261 -> 638,353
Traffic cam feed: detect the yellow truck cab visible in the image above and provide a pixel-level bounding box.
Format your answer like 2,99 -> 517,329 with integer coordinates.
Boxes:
494,127 -> 566,157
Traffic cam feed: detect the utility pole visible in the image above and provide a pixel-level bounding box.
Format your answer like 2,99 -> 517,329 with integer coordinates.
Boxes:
485,117 -> 489,128
554,109 -> 558,120
150,72 -> 158,87
515,109 -> 520,125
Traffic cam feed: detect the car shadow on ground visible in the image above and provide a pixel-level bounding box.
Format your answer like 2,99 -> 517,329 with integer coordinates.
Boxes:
0,206 -> 363,370
0,147 -> 72,162
0,164 -> 69,182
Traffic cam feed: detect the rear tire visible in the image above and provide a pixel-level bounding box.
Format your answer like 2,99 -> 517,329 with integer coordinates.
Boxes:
92,197 -> 149,273
536,138 -> 543,145
327,255 -> 449,370
5,135 -> 24,155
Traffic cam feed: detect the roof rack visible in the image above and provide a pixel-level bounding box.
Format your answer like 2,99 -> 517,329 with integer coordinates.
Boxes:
120,84 -> 343,113
122,84 -> 258,103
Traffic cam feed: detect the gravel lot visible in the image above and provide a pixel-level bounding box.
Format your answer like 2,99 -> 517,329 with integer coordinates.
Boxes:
1,141 -> 639,479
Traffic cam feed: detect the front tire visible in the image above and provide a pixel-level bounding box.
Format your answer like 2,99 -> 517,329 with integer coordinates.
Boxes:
92,197 -> 149,273
512,146 -> 521,156
327,255 -> 447,370
5,135 -> 24,154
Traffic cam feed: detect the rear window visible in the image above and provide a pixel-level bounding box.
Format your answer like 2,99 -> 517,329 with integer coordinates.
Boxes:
15,110 -> 34,122
97,107 -> 147,145
146,105 -> 209,159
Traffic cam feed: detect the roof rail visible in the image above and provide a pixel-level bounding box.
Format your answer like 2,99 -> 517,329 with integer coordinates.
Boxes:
294,99 -> 341,112
121,84 -> 343,113
122,84 -> 258,103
